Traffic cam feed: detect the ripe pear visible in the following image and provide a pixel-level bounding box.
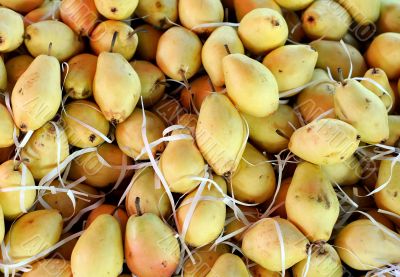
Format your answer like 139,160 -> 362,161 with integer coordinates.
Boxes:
0,0 -> 44,13
136,24 -> 162,61
310,40 -> 367,80
0,7 -> 24,52
25,20 -> 84,61
5,55 -> 33,91
5,210 -> 62,262
263,45 -> 318,92
334,79 -> 389,144
242,217 -> 309,271
365,33 -> 400,80
21,122 -> 69,179
90,20 -> 138,60
230,143 -> 276,203
238,8 -> 288,54
249,265 -> 283,277
126,167 -> 171,218
335,219 -> 400,270
93,52 -> 141,123
0,160 -> 36,220
224,53 -> 279,117
130,60 -> 165,107
64,53 -> 97,99
224,206 -> 259,241
243,104 -> 300,154
361,209 -> 396,231
125,209 -> 180,277
361,68 -> 395,111
302,0 -> 351,40
206,253 -> 250,277
11,55 -> 61,132
387,115 -> 400,147
378,0 -> 400,33
274,0 -> 313,10
135,0 -> 178,29
196,94 -> 247,176
0,103 -> 18,148
24,0 -> 61,25
71,214 -> 124,277
338,0 -> 381,25
60,0 -> 99,36
272,177 -> 291,218
234,0 -> 281,22
0,57 -> 6,91
289,119 -> 360,165
116,109 -> 166,160
156,27 -> 202,81
94,0 -> 138,20
21,259 -> 72,277
86,205 -> 128,237
286,162 -> 340,241
0,206 -> 4,243
293,243 -> 343,277
322,155 -> 362,186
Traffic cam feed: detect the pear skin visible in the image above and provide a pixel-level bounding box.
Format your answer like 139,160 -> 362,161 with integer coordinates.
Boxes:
60,0 -> 99,36
274,0 -> 313,10
21,259 -> 72,277
0,206 -> 4,244
249,265 -> 284,277
86,205 -> 128,237
136,24 -> 163,61
94,0 -> 138,20
135,0 -> 178,29
361,68 -> 395,111
205,253 -> 250,277
224,206 -> 259,241
322,155 -> 362,186
24,0 -> 61,26
5,55 -> 33,91
0,103 -> 18,147
0,56 -> 6,91
234,0 -> 281,21
0,7 -> 24,52
378,0 -> 400,33
387,115 -> 400,147
338,0 -> 381,25
0,0 -> 44,13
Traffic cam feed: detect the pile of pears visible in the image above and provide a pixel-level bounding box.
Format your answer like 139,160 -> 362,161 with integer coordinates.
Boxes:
1,0 -> 400,276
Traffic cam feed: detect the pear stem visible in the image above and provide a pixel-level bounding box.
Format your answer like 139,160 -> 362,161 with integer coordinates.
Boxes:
337,68 -> 345,83
48,42 -> 53,56
110,31 -> 119,53
135,197 -> 142,216
13,160 -> 22,171
276,129 -> 290,140
179,69 -> 191,91
224,44 -> 231,55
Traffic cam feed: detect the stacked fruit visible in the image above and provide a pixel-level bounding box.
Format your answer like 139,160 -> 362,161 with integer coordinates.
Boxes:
0,0 -> 400,276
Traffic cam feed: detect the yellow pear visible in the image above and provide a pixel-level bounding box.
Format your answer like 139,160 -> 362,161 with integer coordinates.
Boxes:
116,109 -> 166,160
234,0 -> 281,21
85,205 -> 128,237
25,20 -> 84,61
230,143 -> 276,203
378,0 -> 400,33
21,259 -> 72,277
224,206 -> 259,241
365,32 -> 400,80
24,0 -> 61,25
0,56 -> 6,91
338,0 -> 381,25
135,24 -> 162,61
249,265 -> 285,277
0,7 -> 24,52
274,0 -> 313,10
387,115 -> 400,146
90,20 -> 138,60
61,100 -> 110,148
135,0 -> 178,29
0,0 -> 44,13
286,162 -> 340,241
94,0 -> 138,20
202,26 -> 244,87
20,122 -> 69,179
130,60 -> 165,107
5,55 -> 33,91
60,0 -> 99,36
361,68 -> 395,111
361,209 -> 396,231
263,45 -> 318,92
0,160 -> 36,220
196,94 -> 247,176
206,253 -> 250,277
322,155 -> 362,186
0,206 -> 4,244
238,8 -> 288,54
242,217 -> 309,271
243,104 -> 300,154
289,119 -> 360,165
179,0 -> 224,33
335,219 -> 400,270
224,53 -> 279,117
177,176 -> 227,247
156,26 -> 202,81
0,103 -> 18,148
71,214 -> 123,277
11,54 -> 61,132
93,52 -> 141,124
64,54 -> 97,99
334,79 -> 389,144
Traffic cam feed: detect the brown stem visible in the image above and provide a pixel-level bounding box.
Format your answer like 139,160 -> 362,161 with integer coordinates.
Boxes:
135,197 -> 142,216
110,31 -> 119,53
48,42 -> 53,56
224,44 -> 231,55
337,68 -> 345,83
276,129 -> 290,140
179,69 -> 191,91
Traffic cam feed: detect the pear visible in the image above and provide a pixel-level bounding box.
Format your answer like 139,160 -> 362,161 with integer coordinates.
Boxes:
5,55 -> 33,91
249,265 -> 283,277
361,209 -> 396,231
177,114 -> 198,137
242,217 -> 309,271
61,100 -> 110,148
243,104 -> 300,154
152,96 -> 186,125
234,0 -> 281,21
56,232 -> 79,260
196,94 -> 247,176
335,219 -> 400,270
286,162 -> 340,242
272,177 -> 291,218
25,20 -> 84,61
263,45 -> 318,92
0,0 -> 44,13
0,57 -> 6,91
289,119 -> 360,165
68,143 -> 133,188
136,24 -> 163,61
387,115 -> 400,146
378,0 -> 400,33
156,26 -> 202,81
24,0 -> 61,25
116,109 -> 166,160
238,8 -> 288,54
11,55 -> 61,132
223,53 -> 279,117
0,206 -> 3,243
93,52 -> 141,124
206,253 -> 249,277
230,143 -> 276,203
224,206 -> 259,241
135,0 -> 178,29
21,259 -> 72,277
302,0 -> 351,40
64,54 -> 97,99
0,103 -> 18,148
274,0 -> 313,10
125,167 -> 171,218
5,210 -> 62,262
94,0 -> 138,20
338,0 -> 381,25
86,204 -> 128,237
343,32 -> 360,49
365,32 -> 400,80
293,243 -> 343,277
60,0 -> 99,36
334,79 -> 389,144
130,60 -> 165,107
322,155 -> 362,186
20,122 -> 69,179
71,214 -> 124,277
310,40 -> 367,80
0,7 -> 24,52
179,0 -> 224,33
125,205 -> 180,277
361,68 -> 395,111
90,20 -> 138,60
